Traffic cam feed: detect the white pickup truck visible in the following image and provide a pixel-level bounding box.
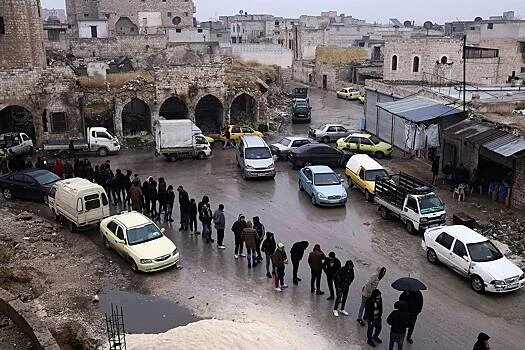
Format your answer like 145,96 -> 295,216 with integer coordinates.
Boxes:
375,172 -> 446,234
0,132 -> 33,156
43,127 -> 120,158
155,120 -> 212,162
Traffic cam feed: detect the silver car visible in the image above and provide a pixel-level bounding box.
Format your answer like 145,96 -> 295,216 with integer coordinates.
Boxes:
308,124 -> 353,143
270,136 -> 314,160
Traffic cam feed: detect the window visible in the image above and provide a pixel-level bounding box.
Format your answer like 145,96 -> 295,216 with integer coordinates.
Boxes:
96,132 -> 111,139
48,30 -> 60,41
172,16 -> 181,25
175,28 -> 182,33
487,23 -> 494,30
436,232 -> 454,250
412,56 -> 420,73
23,175 -> 36,185
241,127 -> 254,133
101,193 -> 108,206
107,221 -> 118,234
217,33 -> 222,37
197,28 -> 203,33
90,25 -> 98,38
275,20 -> 280,26
116,226 -> 124,240
360,138 -> 373,146
195,136 -> 206,144
441,56 -> 448,64
337,126 -> 347,132
406,197 -> 418,212
327,126 -> 337,132
452,240 -> 467,257
51,112 -> 67,132
231,126 -> 241,133
105,13 -> 110,19
349,137 -> 360,144
84,13 -> 89,18
391,55 -> 398,71
521,67 -> 525,73
0,17 -> 5,35
167,12 -> 172,17
84,194 -> 101,210
184,12 -> 188,17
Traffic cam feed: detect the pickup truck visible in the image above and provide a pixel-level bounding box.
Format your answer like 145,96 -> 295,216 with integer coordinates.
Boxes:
375,172 -> 446,234
43,127 -> 120,158
0,132 -> 33,156
155,119 -> 212,162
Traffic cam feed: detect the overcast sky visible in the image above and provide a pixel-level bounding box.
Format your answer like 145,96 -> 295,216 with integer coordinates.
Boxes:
42,0 -> 523,24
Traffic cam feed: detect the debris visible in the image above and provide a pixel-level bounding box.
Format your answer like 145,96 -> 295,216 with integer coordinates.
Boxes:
363,221 -> 371,226
16,212 -> 33,221
188,296 -> 195,300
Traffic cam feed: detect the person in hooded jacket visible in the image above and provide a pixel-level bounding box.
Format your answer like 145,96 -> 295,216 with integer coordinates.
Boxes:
165,185 -> 175,222
323,252 -> 342,300
53,157 -> 63,178
364,289 -> 383,347
253,216 -> 265,263
198,195 -> 210,234
157,178 -> 167,217
128,181 -> 143,213
142,178 -> 150,214
115,169 -> 126,203
307,244 -> 326,295
241,221 -> 258,267
387,301 -> 411,350
201,203 -> 214,243
261,231 -> 276,278
213,204 -> 226,249
178,186 -> 190,231
231,214 -> 247,258
271,242 -> 288,292
399,290 -> 423,344
357,267 -> 387,327
473,332 -> 490,350
290,241 -> 309,285
148,177 -> 159,219
189,198 -> 198,233
332,260 -> 354,317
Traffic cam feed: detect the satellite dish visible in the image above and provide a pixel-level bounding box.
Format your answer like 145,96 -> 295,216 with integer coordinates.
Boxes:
474,16 -> 483,22
239,10 -> 244,15
423,21 -> 433,30
403,20 -> 412,28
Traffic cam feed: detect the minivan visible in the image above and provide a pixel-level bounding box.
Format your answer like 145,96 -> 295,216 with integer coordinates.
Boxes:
236,135 -> 276,179
48,178 -> 110,232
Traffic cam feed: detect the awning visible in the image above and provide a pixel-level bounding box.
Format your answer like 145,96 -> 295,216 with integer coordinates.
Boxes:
377,96 -> 463,123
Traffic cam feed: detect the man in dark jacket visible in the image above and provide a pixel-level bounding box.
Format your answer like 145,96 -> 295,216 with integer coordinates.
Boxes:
201,203 -> 213,243
177,186 -> 190,231
261,232 -> 276,278
198,195 -> 210,234
473,332 -> 490,350
253,216 -> 265,263
271,242 -> 288,292
290,241 -> 309,285
323,252 -> 342,301
231,214 -> 247,258
213,204 -> 226,249
364,289 -> 383,347
333,260 -> 354,316
148,177 -> 159,219
165,185 -> 175,222
307,244 -> 325,295
142,178 -> 150,214
387,301 -> 411,350
399,290 -> 423,344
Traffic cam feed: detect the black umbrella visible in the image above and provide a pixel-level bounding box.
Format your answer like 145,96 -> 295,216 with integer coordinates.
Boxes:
391,277 -> 427,292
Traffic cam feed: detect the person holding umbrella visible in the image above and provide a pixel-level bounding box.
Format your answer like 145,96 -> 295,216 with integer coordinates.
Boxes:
391,277 -> 427,345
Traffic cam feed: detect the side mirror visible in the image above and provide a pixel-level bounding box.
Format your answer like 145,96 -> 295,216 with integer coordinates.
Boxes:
161,228 -> 166,234
307,179 -> 313,184
463,255 -> 470,262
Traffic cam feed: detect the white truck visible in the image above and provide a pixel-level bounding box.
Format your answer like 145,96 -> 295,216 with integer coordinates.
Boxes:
155,120 -> 212,162
0,132 -> 34,156
375,172 -> 446,234
43,127 -> 120,158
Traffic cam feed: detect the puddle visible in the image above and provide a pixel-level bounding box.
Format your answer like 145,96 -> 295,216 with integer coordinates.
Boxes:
99,286 -> 199,334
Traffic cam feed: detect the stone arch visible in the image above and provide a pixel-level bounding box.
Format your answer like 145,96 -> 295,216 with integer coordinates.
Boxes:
159,96 -> 189,120
116,17 -> 138,35
0,105 -> 36,139
230,93 -> 259,125
85,100 -> 114,133
121,98 -> 152,135
195,95 -> 223,133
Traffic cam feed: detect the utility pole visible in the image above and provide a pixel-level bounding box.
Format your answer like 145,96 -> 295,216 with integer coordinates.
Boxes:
462,34 -> 466,113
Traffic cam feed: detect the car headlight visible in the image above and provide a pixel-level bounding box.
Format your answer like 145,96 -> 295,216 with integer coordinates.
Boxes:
246,164 -> 254,169
172,248 -> 178,256
317,193 -> 327,199
341,191 -> 347,198
420,217 -> 428,223
440,214 -> 447,221
265,164 -> 274,169
490,280 -> 506,287
140,259 -> 153,264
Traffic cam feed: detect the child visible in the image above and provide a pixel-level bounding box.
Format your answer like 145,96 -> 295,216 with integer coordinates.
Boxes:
189,198 -> 198,234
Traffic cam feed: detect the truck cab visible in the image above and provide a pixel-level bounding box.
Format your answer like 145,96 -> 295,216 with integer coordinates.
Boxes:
402,193 -> 446,233
0,132 -> 33,156
87,127 -> 120,156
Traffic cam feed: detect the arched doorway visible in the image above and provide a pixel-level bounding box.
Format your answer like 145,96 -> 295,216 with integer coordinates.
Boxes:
122,98 -> 151,135
195,95 -> 223,133
85,101 -> 114,133
0,105 -> 35,139
159,97 -> 188,120
230,93 -> 258,125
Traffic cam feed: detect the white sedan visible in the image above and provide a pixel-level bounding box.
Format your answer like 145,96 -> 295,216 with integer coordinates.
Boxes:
100,211 -> 180,272
422,225 -> 525,293
270,136 -> 313,160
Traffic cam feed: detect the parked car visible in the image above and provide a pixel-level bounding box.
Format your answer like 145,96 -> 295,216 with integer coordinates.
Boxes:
219,125 -> 263,143
100,211 -> 180,272
422,225 -> 525,293
270,137 -> 313,160
0,132 -> 33,156
336,133 -> 393,159
358,95 -> 365,104
236,135 -> 276,179
289,143 -> 352,169
299,165 -> 347,206
293,87 -> 308,99
336,88 -> 362,100
308,124 -> 354,143
291,98 -> 312,123
345,154 -> 389,201
0,169 -> 60,202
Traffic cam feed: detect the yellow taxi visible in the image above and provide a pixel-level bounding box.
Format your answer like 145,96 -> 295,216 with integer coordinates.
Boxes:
345,154 -> 389,201
219,125 -> 263,142
336,133 -> 393,159
336,88 -> 362,100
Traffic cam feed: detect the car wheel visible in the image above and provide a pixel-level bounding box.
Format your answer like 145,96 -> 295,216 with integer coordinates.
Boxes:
52,209 -> 61,222
299,180 -> 304,191
374,151 -> 385,159
68,220 -> 78,233
2,188 -> 12,200
130,259 -> 139,273
426,248 -> 438,264
379,206 -> 389,220
347,176 -> 353,188
103,236 -> 111,249
59,150 -> 69,159
405,220 -> 416,235
197,152 -> 206,160
471,275 -> 485,293
168,154 -> 177,162
97,147 -> 109,157
303,160 -> 313,167
364,190 -> 373,202
321,136 -> 330,143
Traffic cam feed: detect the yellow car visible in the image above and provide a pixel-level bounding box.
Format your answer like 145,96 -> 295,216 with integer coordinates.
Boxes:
345,154 -> 389,201
219,125 -> 263,142
336,88 -> 362,100
336,133 -> 393,159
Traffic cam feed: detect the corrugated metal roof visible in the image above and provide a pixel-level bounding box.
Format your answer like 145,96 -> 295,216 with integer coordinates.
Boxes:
444,119 -> 491,139
377,96 -> 463,123
467,129 -> 507,145
484,135 -> 525,157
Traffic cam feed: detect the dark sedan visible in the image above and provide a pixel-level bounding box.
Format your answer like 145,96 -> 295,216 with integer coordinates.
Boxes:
0,169 -> 61,202
288,144 -> 353,169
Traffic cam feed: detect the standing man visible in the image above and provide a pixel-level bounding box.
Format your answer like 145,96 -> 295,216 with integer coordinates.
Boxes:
198,195 -> 210,234
323,252 -> 342,301
165,185 -> 175,222
213,204 -> 226,249
231,214 -> 247,259
148,177 -> 159,220
431,156 -> 440,186
364,289 -> 383,347
241,221 -> 258,268
128,182 -> 143,213
386,301 -> 410,350
271,242 -> 288,292
290,241 -> 309,285
189,198 -> 198,233
253,216 -> 265,263
142,177 -> 150,214
357,267 -> 387,327
261,232 -> 276,278
307,244 -> 326,295
399,290 -> 424,344
201,203 -> 213,243
177,186 -> 190,231
332,260 -> 354,317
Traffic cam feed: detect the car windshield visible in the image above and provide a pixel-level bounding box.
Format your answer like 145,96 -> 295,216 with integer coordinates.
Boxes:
314,173 -> 341,186
369,136 -> 381,144
245,147 -> 272,159
418,194 -> 444,214
279,138 -> 291,147
365,169 -> 388,181
467,241 -> 503,262
33,172 -> 61,185
126,223 -> 163,246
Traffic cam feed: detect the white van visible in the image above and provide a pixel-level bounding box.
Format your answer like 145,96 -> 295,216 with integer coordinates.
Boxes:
48,178 -> 110,232
236,135 -> 276,179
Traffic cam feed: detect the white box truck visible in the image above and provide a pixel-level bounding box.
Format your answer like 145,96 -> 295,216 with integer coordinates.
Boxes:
43,127 -> 121,158
155,120 -> 212,162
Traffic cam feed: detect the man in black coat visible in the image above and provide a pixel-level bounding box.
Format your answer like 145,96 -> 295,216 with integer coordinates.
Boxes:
323,252 -> 342,301
290,241 -> 309,285
332,260 -> 354,316
399,290 -> 423,344
386,301 -> 411,350
177,186 -> 190,231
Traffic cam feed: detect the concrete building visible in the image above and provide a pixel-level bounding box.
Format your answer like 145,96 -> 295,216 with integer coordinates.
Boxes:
42,8 -> 67,23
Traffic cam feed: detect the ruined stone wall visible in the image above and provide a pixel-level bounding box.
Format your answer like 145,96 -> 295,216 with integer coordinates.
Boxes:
0,0 -> 46,69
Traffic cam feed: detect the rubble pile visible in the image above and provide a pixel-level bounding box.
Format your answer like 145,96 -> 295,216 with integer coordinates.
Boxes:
120,76 -> 154,91
479,217 -> 525,258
